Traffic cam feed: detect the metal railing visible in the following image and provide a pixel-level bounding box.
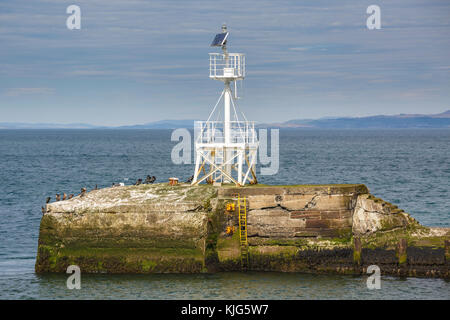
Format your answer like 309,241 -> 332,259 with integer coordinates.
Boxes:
209,53 -> 245,79
195,120 -> 257,144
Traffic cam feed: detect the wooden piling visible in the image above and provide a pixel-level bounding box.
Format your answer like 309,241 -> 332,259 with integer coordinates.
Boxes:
445,240 -> 450,261
353,236 -> 362,265
398,238 -> 407,265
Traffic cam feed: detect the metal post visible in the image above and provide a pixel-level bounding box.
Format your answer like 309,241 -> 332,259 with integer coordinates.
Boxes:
224,82 -> 232,182
238,150 -> 243,184
192,152 -> 201,184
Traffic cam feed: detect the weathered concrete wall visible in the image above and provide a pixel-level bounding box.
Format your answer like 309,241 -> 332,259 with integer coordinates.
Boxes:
214,185 -> 449,278
36,184 -> 217,273
219,184 -> 367,239
352,194 -> 415,236
36,183 -> 450,278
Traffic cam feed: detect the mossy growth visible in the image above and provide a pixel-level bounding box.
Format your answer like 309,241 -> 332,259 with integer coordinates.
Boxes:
334,228 -> 353,243
249,238 -> 309,247
216,231 -> 241,265
361,222 -> 448,250
203,199 -> 226,271
183,185 -> 217,202
398,253 -> 407,265
225,183 -> 364,188
221,183 -> 369,195
249,245 -> 298,256
141,260 -> 157,272
248,234 -> 353,250
36,245 -> 205,273
353,250 -> 361,265
247,246 -> 307,272
379,215 -> 407,232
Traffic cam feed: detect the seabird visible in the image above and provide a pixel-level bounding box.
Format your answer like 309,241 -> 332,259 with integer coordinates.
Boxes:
55,194 -> 61,201
144,175 -> 152,184
94,184 -> 98,190
135,179 -> 142,186
62,193 -> 67,200
46,197 -> 51,204
80,187 -> 87,197
68,194 -> 74,199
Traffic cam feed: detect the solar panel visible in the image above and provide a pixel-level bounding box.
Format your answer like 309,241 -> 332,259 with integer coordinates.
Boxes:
211,32 -> 228,47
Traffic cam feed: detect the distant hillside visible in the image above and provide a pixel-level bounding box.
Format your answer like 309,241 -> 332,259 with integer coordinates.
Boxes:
263,110 -> 450,129
1,111 -> 449,129
117,120 -> 196,129
0,122 -> 100,129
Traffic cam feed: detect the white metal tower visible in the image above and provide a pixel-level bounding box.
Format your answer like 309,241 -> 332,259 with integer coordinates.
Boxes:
191,25 -> 258,186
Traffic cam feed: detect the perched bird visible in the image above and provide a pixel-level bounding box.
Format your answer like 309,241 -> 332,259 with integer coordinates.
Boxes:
46,197 -> 51,204
135,179 -> 142,186
62,193 -> 67,201
150,176 -> 156,183
144,175 -> 152,184
55,194 -> 61,201
94,184 -> 98,190
68,194 -> 74,199
186,175 -> 194,183
80,187 -> 87,197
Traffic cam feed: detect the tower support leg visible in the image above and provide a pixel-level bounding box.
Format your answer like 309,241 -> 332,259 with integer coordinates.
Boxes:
224,84 -> 232,183
238,150 -> 243,184
192,152 -> 201,184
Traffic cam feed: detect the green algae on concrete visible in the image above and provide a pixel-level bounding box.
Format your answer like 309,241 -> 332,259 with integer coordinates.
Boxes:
36,183 -> 216,273
35,183 -> 450,278
36,245 -> 204,273
360,223 -> 450,250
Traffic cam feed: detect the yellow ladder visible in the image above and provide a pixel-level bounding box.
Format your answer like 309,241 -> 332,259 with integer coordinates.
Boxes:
237,195 -> 249,270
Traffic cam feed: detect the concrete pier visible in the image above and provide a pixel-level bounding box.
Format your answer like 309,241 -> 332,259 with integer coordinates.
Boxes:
36,183 -> 450,278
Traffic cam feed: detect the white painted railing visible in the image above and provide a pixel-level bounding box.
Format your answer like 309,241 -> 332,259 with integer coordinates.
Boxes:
209,53 -> 245,79
195,120 -> 257,144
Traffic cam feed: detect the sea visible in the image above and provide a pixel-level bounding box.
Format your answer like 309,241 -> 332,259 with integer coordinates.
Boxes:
0,129 -> 448,299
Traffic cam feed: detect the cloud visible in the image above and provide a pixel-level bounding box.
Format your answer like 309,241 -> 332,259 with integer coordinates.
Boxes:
4,87 -> 55,97
289,47 -> 310,51
0,0 -> 449,123
67,70 -> 112,76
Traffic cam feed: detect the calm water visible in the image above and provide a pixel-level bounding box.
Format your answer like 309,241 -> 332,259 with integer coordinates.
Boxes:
0,129 -> 449,300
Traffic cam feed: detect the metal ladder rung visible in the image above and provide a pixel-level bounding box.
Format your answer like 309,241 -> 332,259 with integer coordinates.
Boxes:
237,194 -> 249,270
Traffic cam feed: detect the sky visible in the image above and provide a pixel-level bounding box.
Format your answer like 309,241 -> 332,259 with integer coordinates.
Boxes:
1,0 -> 449,126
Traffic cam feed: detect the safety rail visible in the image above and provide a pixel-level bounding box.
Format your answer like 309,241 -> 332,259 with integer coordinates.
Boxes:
195,120 -> 257,145
209,53 -> 245,79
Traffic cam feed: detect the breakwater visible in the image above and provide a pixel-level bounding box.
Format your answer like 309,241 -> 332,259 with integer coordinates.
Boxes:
35,184 -> 449,278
